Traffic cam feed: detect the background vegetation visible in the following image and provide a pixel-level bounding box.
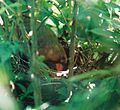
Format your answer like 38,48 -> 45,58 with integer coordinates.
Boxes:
0,0 -> 120,110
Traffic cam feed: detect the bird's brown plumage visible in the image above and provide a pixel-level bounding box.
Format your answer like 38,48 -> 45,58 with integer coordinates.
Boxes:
37,25 -> 67,70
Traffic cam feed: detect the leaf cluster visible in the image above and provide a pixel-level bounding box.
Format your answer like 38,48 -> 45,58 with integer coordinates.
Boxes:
0,0 -> 120,110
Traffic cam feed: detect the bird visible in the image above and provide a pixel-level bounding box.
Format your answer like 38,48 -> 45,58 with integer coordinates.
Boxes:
36,24 -> 67,71
22,13 -> 67,71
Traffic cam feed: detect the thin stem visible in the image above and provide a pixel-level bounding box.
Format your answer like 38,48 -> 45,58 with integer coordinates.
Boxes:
68,0 -> 78,77
68,65 -> 120,82
17,0 -> 31,56
31,0 -> 42,108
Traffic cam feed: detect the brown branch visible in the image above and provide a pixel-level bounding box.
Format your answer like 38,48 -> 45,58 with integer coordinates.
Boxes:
68,0 -> 78,77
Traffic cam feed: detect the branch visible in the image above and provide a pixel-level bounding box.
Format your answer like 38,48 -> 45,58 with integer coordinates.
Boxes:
31,0 -> 42,108
68,0 -> 78,77
69,64 -> 120,82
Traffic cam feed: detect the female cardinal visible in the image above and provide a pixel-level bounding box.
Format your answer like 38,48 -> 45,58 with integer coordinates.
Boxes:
36,24 -> 67,71
23,15 -> 67,71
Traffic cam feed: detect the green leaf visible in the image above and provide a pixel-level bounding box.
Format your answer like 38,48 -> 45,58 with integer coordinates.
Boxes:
38,55 -> 45,62
57,0 -> 66,7
16,83 -> 26,93
90,28 -> 113,37
105,2 -> 120,9
26,83 -> 33,94
0,43 -> 12,63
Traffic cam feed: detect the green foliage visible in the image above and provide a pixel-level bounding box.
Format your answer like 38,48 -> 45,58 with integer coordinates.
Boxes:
0,0 -> 120,110
67,76 -> 120,110
1,41 -> 21,57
